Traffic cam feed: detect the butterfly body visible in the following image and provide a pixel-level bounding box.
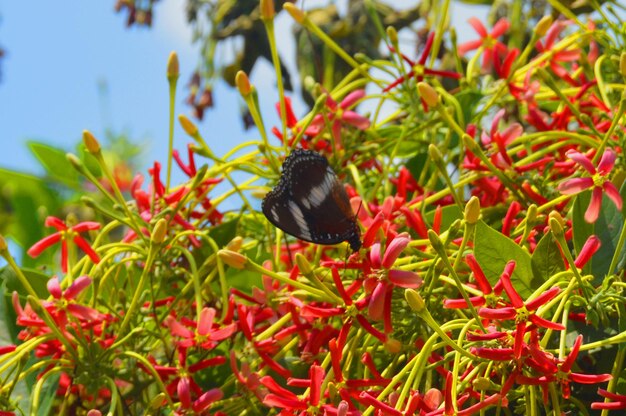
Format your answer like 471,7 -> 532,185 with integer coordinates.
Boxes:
262,149 -> 361,251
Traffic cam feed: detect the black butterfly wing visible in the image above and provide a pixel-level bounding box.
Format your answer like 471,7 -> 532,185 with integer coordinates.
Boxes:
262,150 -> 361,249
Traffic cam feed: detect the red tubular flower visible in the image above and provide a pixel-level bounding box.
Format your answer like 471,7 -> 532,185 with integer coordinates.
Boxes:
574,235 -> 601,268
556,335 -> 611,399
592,388 -> 626,410
534,20 -> 581,86
43,276 -> 105,326
444,253 -> 503,309
166,307 -> 237,349
479,261 -> 564,359
558,148 -> 622,223
480,109 -> 523,169
385,32 -> 461,94
308,90 -> 370,149
457,17 -> 510,70
27,216 -> 101,273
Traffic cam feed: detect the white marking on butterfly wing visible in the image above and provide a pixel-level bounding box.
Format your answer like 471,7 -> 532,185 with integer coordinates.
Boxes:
308,169 -> 335,208
288,200 -> 312,240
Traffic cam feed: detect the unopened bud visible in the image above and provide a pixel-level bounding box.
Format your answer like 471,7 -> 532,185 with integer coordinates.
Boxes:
384,338 -> 402,354
427,229 -> 445,254
260,0 -> 275,21
178,114 -> 198,137
82,130 -> 101,155
218,249 -> 248,269
464,196 -> 481,224
283,3 -> 306,24
151,218 -> 168,244
549,216 -> 564,237
0,235 -> 7,251
235,71 -> 252,97
472,377 -> 492,391
66,153 -> 86,174
526,204 -> 537,223
535,16 -> 553,37
405,288 -> 425,312
462,134 -> 478,152
226,236 -> 244,252
148,393 -> 167,410
386,26 -> 398,45
428,144 -> 444,165
417,82 -> 439,107
620,52 -> 626,78
167,51 -> 179,81
295,253 -> 313,275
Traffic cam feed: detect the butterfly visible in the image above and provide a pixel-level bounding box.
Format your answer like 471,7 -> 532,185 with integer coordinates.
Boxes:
262,149 -> 362,251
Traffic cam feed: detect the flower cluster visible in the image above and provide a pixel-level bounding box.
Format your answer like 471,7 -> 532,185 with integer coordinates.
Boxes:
2,4 -> 626,416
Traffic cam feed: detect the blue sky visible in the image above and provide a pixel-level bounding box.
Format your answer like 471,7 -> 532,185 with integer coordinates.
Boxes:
0,0 -> 246,182
0,1 -> 485,181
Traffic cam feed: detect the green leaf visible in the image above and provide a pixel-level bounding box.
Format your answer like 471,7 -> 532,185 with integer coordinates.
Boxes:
531,231 -> 565,283
28,141 -> 80,188
0,283 -> 19,345
474,220 -> 535,298
209,218 -> 240,248
0,266 -> 50,299
0,169 -> 61,261
572,190 -> 626,283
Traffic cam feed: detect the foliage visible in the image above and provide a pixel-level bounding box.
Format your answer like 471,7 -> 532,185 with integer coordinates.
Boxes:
2,0 -> 626,415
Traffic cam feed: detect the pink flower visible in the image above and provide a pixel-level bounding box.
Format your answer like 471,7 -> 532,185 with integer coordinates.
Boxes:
458,17 -> 510,70
557,149 -> 622,223
308,90 -> 370,149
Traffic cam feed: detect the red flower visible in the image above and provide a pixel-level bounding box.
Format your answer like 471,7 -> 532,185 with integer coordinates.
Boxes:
479,261 -> 564,359
557,148 -> 622,223
43,275 -> 105,326
166,307 -> 237,350
592,388 -> 626,410
27,216 -> 101,273
385,32 -> 461,94
457,18 -> 510,70
308,90 -> 370,149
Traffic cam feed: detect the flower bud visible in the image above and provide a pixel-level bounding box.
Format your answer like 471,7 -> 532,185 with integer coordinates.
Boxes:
620,52 -> 626,78
295,253 -> 313,275
417,82 -> 439,107
151,218 -> 168,244
226,236 -> 244,252
82,130 -> 101,155
384,338 -> 402,354
166,51 -> 179,81
218,249 -> 248,269
526,204 -> 537,223
405,288 -> 425,312
66,153 -> 86,174
472,377 -> 492,391
0,235 -> 7,252
283,3 -> 305,24
427,229 -> 445,254
148,393 -> 167,410
386,26 -> 398,45
464,196 -> 481,224
178,114 -> 198,137
428,143 -> 444,165
260,0 -> 275,21
235,71 -> 252,97
534,16 -> 553,37
549,216 -> 564,238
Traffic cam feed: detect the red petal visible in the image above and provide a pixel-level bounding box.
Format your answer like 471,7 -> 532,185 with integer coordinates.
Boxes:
584,187 -> 603,223
27,233 -> 61,257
